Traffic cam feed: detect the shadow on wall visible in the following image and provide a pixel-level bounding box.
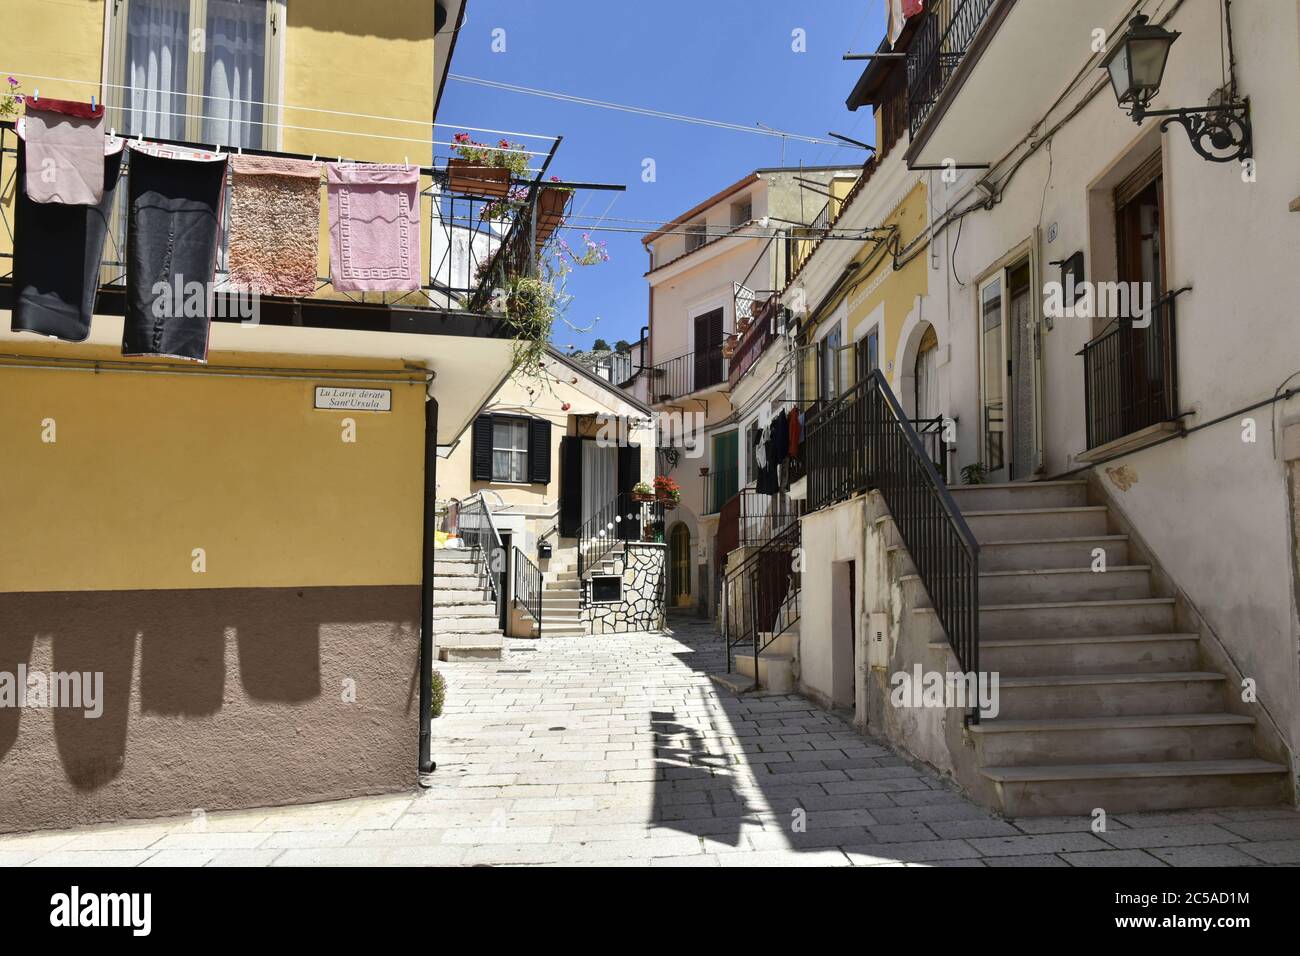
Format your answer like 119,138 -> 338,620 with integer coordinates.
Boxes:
0,587 -> 416,804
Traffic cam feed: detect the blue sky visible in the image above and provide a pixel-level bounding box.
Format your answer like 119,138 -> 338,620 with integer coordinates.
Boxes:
438,0 -> 888,351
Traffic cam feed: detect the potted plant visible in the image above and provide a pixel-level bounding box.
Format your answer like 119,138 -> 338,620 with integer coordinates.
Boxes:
654,475 -> 682,508
533,179 -> 573,244
631,481 -> 656,503
448,133 -> 529,199
721,332 -> 740,359
642,520 -> 665,543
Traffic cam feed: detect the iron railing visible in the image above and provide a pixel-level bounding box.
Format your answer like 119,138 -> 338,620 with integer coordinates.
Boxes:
728,296 -> 782,389
907,0 -> 1000,137
511,545 -> 543,628
576,491 -> 665,589
703,465 -> 739,515
0,121 -> 557,317
646,346 -> 728,403
737,490 -> 797,548
456,494 -> 505,614
1080,291 -> 1181,450
804,371 -> 980,718
913,415 -> 950,481
722,518 -> 801,681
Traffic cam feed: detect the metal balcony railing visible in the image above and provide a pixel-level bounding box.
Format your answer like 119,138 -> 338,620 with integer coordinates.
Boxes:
702,465 -> 739,515
646,345 -> 728,403
907,0 -> 1000,137
1080,290 -> 1181,450
0,120 -> 561,319
728,295 -> 782,389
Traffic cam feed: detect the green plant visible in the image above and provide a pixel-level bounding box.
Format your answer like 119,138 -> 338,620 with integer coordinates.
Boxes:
430,670 -> 446,718
1,76 -> 23,120
960,463 -> 988,485
451,132 -> 530,178
502,273 -> 561,380
632,481 -> 654,496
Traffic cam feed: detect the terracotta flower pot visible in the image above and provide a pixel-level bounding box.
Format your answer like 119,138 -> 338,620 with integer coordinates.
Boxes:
447,159 -> 511,199
533,187 -> 570,244
631,491 -> 656,503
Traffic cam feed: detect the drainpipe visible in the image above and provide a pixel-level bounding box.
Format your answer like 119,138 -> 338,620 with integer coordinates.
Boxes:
419,394 -> 440,780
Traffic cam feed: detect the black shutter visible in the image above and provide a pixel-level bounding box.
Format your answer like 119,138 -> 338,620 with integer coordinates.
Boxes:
471,415 -> 494,481
558,436 -> 583,537
528,418 -> 552,484
618,443 -> 641,540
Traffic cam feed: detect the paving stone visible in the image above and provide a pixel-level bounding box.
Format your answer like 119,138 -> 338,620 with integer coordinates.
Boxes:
1149,844 -> 1265,866
967,833 -> 1111,857
1060,849 -> 1167,867
1097,824 -> 1242,850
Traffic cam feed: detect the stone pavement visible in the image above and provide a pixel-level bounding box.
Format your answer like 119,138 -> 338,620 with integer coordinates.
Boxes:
3,615 -> 1299,867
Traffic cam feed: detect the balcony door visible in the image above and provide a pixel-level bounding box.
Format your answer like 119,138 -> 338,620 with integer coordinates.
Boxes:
1114,162 -> 1169,436
692,308 -> 724,391
108,0 -> 283,149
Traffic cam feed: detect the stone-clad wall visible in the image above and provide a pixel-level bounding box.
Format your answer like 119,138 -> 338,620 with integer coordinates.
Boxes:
583,543 -> 667,634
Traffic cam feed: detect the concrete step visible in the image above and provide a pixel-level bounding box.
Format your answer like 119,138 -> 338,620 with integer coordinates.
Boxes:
435,559 -> 485,577
949,479 -> 1089,512
964,506 -> 1110,542
430,615 -> 502,635
539,624 -> 585,636
979,597 -> 1176,640
544,571 -> 580,582
545,581 -> 581,592
437,644 -> 504,662
979,535 -> 1131,572
433,575 -> 490,591
996,671 -> 1226,720
962,632 -> 1201,677
433,600 -> 497,616
435,549 -> 478,562
709,672 -> 757,694
977,565 -> 1152,604
980,758 -> 1288,816
734,651 -> 795,693
971,713 -> 1257,767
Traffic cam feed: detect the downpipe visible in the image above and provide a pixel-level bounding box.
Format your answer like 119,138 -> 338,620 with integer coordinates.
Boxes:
418,395 -> 439,783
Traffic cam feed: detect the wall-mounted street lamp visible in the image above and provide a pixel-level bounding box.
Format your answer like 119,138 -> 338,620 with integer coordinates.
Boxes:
1100,14 -> 1251,163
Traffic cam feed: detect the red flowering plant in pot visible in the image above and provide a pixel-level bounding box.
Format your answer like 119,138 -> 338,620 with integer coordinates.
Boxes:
448,133 -> 529,200
653,475 -> 682,508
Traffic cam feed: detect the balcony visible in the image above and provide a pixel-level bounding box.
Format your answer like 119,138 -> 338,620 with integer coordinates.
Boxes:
1078,292 -> 1181,454
905,0 -> 1136,167
646,345 -> 728,404
727,294 -> 781,390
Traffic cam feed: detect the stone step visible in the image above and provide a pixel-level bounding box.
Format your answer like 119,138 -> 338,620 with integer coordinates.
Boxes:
430,615 -> 502,634
545,583 -> 581,594
709,671 -> 757,694
435,548 -> 479,562
435,559 -> 485,576
971,713 -> 1257,767
539,624 -> 585,636
437,644 -> 504,662
978,597 -> 1176,640
734,652 -> 795,693
434,575 -> 490,591
978,535 -> 1131,572
980,758 -> 1288,816
996,671 -> 1226,720
949,479 -> 1089,512
433,598 -> 497,615
963,506 -> 1110,542
977,565 -> 1152,604
957,632 -> 1200,677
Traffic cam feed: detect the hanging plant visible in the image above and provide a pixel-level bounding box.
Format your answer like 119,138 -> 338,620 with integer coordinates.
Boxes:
1,76 -> 24,120
502,273 -> 561,381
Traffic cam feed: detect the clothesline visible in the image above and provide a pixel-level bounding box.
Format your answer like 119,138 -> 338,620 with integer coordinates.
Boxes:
0,91 -> 550,158
0,70 -> 560,143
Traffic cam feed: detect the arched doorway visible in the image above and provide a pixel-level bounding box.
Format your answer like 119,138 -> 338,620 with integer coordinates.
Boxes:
669,522 -> 692,606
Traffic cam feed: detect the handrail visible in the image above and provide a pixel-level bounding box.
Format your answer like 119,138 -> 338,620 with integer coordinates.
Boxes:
804,370 -> 981,721
646,346 -> 728,403
576,491 -> 664,589
457,493 -> 504,611
721,518 -> 801,681
511,545 -> 543,628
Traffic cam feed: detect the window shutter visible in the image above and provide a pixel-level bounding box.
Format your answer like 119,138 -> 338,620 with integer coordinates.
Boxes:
471,415 -> 494,481
528,418 -> 552,484
558,436 -> 583,537
618,443 -> 641,540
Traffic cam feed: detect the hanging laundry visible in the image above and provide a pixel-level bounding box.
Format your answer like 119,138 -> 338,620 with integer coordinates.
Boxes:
788,405 -> 801,458
772,409 -> 789,465
22,98 -> 107,205
326,163 -> 421,293
228,154 -> 323,298
11,131 -> 124,341
121,144 -> 228,362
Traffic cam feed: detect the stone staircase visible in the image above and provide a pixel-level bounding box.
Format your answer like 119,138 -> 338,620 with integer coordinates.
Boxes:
538,541 -> 585,637
434,548 -> 504,661
920,479 -> 1288,816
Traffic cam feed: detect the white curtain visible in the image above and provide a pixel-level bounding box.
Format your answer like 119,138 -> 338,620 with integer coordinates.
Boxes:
203,0 -> 266,148
581,441 -> 617,530
916,345 -> 941,420
126,0 -> 190,139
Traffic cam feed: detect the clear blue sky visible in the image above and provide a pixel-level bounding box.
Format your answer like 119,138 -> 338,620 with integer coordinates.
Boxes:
438,0 -> 888,351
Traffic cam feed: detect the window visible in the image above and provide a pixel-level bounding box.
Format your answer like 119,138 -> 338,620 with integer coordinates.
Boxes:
492,418 -> 530,483
685,221 -> 707,253
979,276 -> 1006,473
819,326 -> 843,401
108,0 -> 283,149
855,326 -> 879,385
731,199 -> 752,226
